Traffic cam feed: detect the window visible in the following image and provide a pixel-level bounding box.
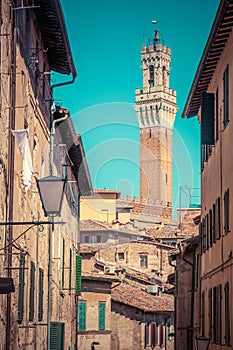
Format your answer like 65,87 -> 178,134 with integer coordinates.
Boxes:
213,285 -> 222,344
18,252 -> 25,323
98,301 -> 106,330
145,323 -> 159,347
215,88 -> 219,141
78,301 -> 86,331
223,65 -> 229,128
118,252 -> 124,260
225,282 -> 230,346
38,268 -> 44,322
139,255 -> 148,268
29,261 -> 35,321
224,188 -> 230,234
50,322 -> 65,350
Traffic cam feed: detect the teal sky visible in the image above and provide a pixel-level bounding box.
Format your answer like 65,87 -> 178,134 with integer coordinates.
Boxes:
55,0 -> 220,215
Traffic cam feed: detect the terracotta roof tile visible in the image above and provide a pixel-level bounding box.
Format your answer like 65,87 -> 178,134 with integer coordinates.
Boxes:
111,282 -> 174,312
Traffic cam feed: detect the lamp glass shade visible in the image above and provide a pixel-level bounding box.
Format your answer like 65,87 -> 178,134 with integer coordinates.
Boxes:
36,176 -> 66,217
195,336 -> 210,350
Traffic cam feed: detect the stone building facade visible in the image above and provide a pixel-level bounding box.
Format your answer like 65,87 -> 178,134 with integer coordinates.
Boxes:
80,249 -> 174,350
168,236 -> 200,350
0,2 -> 92,349
183,0 -> 233,348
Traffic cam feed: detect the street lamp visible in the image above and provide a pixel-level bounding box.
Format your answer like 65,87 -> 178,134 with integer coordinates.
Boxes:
195,336 -> 210,350
36,175 -> 67,350
36,175 -> 67,217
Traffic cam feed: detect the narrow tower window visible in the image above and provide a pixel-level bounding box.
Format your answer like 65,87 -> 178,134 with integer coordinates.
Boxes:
149,65 -> 154,87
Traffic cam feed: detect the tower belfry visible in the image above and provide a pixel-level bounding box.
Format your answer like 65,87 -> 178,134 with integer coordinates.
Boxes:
135,27 -> 177,217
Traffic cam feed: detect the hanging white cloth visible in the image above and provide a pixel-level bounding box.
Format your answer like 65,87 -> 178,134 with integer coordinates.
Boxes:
11,129 -> 34,191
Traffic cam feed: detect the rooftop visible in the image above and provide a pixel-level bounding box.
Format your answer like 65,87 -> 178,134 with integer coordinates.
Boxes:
34,0 -> 76,77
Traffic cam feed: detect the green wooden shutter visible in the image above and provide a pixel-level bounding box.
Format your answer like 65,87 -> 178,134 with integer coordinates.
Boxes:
69,249 -> 72,291
18,252 -> 25,323
38,268 -> 44,322
75,255 -> 82,295
29,261 -> 35,321
50,322 -> 65,350
78,301 -> 86,331
62,238 -> 65,288
201,93 -> 214,145
98,301 -> 106,330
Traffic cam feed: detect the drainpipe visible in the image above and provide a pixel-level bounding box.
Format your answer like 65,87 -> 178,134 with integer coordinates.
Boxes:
6,2 -> 16,349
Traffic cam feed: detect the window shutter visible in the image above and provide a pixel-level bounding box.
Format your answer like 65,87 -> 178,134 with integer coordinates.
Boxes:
224,189 -> 229,234
209,209 -> 213,247
50,322 -> 65,350
98,301 -> 106,330
75,255 -> 82,295
29,261 -> 35,321
223,65 -> 229,128
214,285 -> 222,344
215,198 -> 221,239
38,268 -> 44,322
174,270 -> 178,297
201,291 -> 205,335
199,221 -> 203,254
145,324 -> 150,347
151,322 -> 155,347
225,282 -> 230,346
206,214 -> 209,249
159,323 -> 164,347
69,248 -> 72,291
212,204 -> 216,243
215,88 -> 219,141
201,93 -> 215,145
62,238 -> 65,288
208,288 -> 212,339
78,301 -> 86,331
203,218 -> 207,252
18,252 -> 25,323
193,252 -> 198,291
167,322 -> 171,341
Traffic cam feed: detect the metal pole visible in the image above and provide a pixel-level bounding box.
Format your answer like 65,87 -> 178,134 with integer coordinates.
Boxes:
47,217 -> 54,350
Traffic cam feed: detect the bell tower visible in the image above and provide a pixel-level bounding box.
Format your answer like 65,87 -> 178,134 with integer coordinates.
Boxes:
135,29 -> 177,216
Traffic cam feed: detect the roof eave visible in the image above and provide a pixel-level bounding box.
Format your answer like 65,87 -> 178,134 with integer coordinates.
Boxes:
182,0 -> 232,118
